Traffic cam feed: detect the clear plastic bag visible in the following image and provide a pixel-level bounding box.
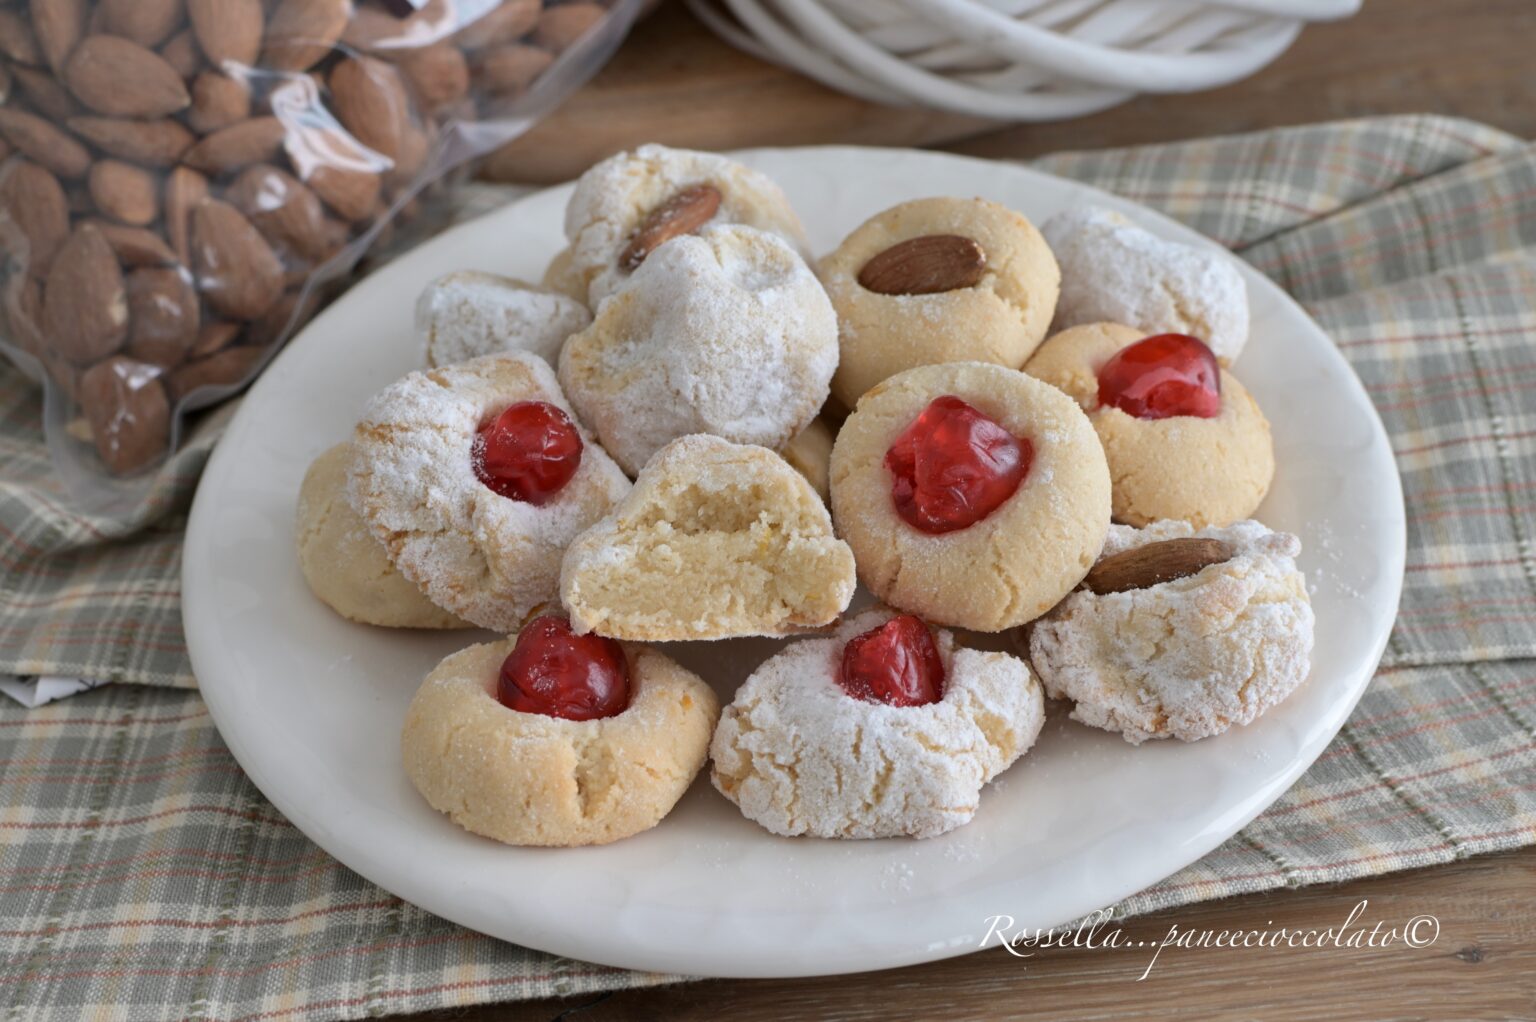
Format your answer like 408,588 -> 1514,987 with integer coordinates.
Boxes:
0,0 -> 642,513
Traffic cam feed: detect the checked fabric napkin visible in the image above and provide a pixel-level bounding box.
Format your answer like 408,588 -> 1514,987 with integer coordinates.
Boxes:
1,114 -> 1535,1020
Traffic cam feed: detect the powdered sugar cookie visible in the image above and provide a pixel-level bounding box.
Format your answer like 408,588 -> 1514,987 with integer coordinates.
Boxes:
830,362 -> 1111,632
558,224 -> 837,476
349,353 -> 630,633
820,197 -> 1059,408
711,608 -> 1045,839
418,271 -> 590,368
565,143 -> 808,306
1024,323 -> 1273,528
561,434 -> 856,641
296,443 -> 468,629
1029,519 -> 1313,744
1043,206 -> 1249,363
402,615 -> 719,846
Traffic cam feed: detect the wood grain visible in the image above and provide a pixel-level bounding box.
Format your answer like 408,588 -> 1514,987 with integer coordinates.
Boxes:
483,0 -> 1536,184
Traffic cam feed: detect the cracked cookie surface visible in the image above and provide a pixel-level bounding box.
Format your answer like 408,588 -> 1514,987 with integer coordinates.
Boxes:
1029,519 -> 1314,744
402,636 -> 719,846
348,353 -> 631,633
418,271 -> 591,369
710,608 -> 1045,839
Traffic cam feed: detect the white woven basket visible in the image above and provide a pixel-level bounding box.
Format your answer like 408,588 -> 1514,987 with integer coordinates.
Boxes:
686,0 -> 1361,120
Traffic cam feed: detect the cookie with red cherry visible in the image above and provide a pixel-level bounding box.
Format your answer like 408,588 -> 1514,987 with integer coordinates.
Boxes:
1023,323 -> 1274,528
710,607 -> 1045,839
402,614 -> 719,846
829,362 -> 1111,632
348,352 -> 631,633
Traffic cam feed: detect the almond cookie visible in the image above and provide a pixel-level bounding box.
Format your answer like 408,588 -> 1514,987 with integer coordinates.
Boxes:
781,415 -> 835,502
349,352 -> 630,633
296,442 -> 469,630
418,271 -> 591,368
402,615 -> 719,846
820,197 -> 1060,408
560,434 -> 856,641
558,224 -> 837,476
1043,206 -> 1249,363
1024,322 -> 1274,528
830,362 -> 1111,632
711,608 -> 1045,839
1029,519 -> 1314,744
541,246 -> 586,304
565,143 -> 808,306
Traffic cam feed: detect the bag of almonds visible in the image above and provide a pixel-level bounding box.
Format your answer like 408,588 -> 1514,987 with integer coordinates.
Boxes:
0,0 -> 640,509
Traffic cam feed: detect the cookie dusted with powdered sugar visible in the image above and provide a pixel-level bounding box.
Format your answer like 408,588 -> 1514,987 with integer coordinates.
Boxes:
711,608 -> 1045,839
1028,519 -> 1314,745
348,353 -> 630,633
565,143 -> 809,305
418,271 -> 591,369
1043,206 -> 1250,363
559,224 -> 837,477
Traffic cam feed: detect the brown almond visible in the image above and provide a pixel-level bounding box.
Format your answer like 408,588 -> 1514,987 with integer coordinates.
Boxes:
167,343 -> 265,407
187,71 -> 252,134
158,27 -> 201,78
0,161 -> 71,279
44,224 -> 130,363
79,355 -> 170,474
477,44 -> 553,95
0,109 -> 91,178
70,116 -> 195,168
226,163 -> 330,262
262,0 -> 351,72
191,198 -> 285,320
1082,538 -> 1236,596
533,3 -> 606,52
0,63 -> 9,106
11,64 -> 81,119
99,0 -> 185,49
85,220 -> 179,266
183,116 -> 286,174
32,0 -> 87,72
88,160 -> 161,226
0,10 -> 44,65
342,0 -> 454,51
285,123 -> 383,222
385,123 -> 431,192
125,266 -> 200,366
454,0 -> 539,50
3,275 -> 49,363
396,43 -> 469,113
65,35 -> 191,117
305,163 -> 380,223
164,165 -> 208,263
186,0 -> 263,69
330,55 -> 409,161
858,234 -> 987,296
618,184 -> 722,272
190,319 -> 242,359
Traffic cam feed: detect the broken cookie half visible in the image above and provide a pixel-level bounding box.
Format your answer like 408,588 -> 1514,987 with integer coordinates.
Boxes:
559,434 -> 857,641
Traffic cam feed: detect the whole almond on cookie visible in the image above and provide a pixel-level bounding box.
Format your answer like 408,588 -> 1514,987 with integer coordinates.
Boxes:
0,108 -> 91,178
79,355 -> 170,474
68,116 -> 195,167
1082,538 -> 1235,595
64,35 -> 191,117
188,71 -> 252,134
0,161 -> 70,279
187,0 -> 264,70
330,55 -> 409,161
183,116 -> 287,174
858,235 -> 987,296
191,198 -> 285,320
619,184 -> 722,271
88,160 -> 161,226
43,224 -> 130,363
32,0 -> 87,72
262,0 -> 352,72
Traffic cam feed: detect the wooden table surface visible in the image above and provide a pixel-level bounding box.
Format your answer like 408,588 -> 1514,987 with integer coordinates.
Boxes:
423,3 -> 1536,1018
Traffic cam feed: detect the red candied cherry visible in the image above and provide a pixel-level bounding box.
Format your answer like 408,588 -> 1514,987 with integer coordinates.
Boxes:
884,395 -> 1032,534
497,615 -> 630,721
472,401 -> 583,505
837,614 -> 945,708
1097,333 -> 1221,420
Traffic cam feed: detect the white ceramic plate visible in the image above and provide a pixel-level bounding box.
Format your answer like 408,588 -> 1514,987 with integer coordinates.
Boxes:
183,146 -> 1405,979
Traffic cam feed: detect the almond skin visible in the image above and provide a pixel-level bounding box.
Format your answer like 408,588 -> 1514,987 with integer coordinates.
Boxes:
68,116 -> 195,167
190,198 -> 285,320
85,220 -> 179,267
188,71 -> 252,134
262,0 -> 352,72
858,235 -> 987,296
164,165 -> 208,264
183,116 -> 287,174
79,355 -> 170,474
158,27 -> 201,78
88,159 -> 161,226
330,55 -> 409,161
125,265 -> 200,366
99,0 -> 185,49
64,35 -> 191,118
0,160 -> 71,279
1082,538 -> 1236,596
0,10 -> 44,66
396,43 -> 470,113
619,184 -> 722,271
477,44 -> 553,95
32,0 -> 87,73
44,223 -> 130,364
226,163 -> 331,262
11,64 -> 80,119
533,3 -> 606,52
166,344 -> 265,406
187,0 -> 263,69
0,108 -> 92,178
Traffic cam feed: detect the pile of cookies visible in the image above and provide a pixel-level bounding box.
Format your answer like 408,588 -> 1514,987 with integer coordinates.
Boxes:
295,144 -> 1315,846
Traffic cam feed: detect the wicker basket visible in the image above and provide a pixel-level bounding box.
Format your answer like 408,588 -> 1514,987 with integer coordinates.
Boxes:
687,0 -> 1361,120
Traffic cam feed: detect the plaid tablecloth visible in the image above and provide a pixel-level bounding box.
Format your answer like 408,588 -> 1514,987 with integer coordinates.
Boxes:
2,114 -> 1535,1020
